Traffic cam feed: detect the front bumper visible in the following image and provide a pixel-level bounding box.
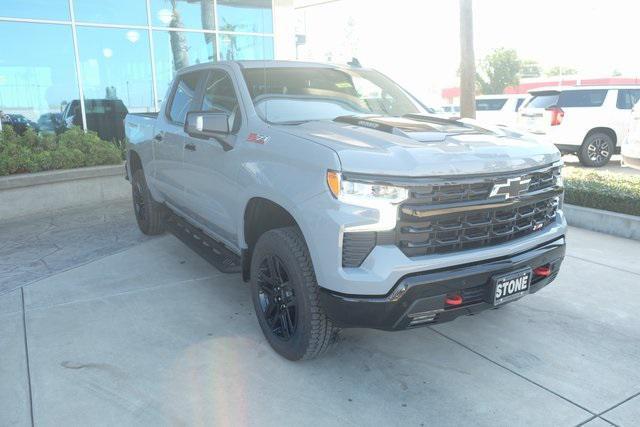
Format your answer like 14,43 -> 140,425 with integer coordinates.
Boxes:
319,236 -> 565,330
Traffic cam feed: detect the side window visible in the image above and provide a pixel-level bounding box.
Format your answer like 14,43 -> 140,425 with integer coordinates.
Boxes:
558,90 -> 608,108
616,89 -> 640,110
201,69 -> 241,131
168,72 -> 202,124
475,99 -> 507,111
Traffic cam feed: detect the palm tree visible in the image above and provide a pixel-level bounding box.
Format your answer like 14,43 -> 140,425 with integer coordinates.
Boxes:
169,0 -> 189,70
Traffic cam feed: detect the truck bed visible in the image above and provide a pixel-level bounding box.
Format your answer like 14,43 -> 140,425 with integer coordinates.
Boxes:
125,113 -> 158,145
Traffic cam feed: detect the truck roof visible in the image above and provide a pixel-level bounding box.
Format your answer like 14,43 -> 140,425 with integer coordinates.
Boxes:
529,85 -> 640,94
176,60 -> 368,75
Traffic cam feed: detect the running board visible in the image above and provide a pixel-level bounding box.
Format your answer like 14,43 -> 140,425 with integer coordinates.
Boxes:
166,214 -> 241,274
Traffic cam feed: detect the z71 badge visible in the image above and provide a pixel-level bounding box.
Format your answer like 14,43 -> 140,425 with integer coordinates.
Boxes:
247,132 -> 270,144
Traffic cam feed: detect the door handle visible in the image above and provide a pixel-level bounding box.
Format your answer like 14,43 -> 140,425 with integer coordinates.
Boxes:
185,143 -> 197,151
154,133 -> 163,142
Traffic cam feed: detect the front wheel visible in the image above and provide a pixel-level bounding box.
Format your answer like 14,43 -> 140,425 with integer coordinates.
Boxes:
578,132 -> 614,167
250,227 -> 339,360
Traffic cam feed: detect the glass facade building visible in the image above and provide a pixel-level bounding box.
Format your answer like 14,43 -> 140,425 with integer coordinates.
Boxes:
0,0 -> 276,139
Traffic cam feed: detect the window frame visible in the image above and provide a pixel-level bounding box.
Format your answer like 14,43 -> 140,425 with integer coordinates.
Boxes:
165,70 -> 207,126
198,68 -> 243,133
557,89 -> 608,108
616,89 -> 640,110
0,1 -> 276,131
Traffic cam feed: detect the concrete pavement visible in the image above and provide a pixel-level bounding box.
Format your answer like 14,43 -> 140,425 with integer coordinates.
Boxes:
1,206 -> 639,426
0,200 -> 149,295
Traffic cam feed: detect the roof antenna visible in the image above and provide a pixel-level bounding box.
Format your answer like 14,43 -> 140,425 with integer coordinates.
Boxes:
347,57 -> 362,68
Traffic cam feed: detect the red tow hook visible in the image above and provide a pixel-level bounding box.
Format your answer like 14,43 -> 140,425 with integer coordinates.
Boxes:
445,294 -> 463,306
533,266 -> 552,277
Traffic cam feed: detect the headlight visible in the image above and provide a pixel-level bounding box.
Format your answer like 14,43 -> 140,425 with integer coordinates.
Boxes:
326,171 -> 408,232
326,171 -> 408,204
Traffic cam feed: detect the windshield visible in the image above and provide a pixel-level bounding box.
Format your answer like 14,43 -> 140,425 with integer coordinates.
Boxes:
242,67 -> 423,124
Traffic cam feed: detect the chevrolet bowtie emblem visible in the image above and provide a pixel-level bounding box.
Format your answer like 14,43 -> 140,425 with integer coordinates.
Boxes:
489,177 -> 531,200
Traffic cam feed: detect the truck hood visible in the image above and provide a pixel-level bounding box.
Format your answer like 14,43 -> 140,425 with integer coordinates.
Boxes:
276,116 -> 561,176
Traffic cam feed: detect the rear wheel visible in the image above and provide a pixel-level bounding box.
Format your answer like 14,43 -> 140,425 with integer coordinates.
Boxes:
578,132 -> 614,167
250,226 -> 339,360
131,169 -> 165,235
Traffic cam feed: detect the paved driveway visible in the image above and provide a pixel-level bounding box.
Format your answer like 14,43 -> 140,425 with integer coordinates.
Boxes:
1,206 -> 639,426
563,154 -> 640,176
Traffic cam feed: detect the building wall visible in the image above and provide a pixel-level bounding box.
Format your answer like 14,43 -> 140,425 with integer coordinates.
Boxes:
0,0 -> 280,138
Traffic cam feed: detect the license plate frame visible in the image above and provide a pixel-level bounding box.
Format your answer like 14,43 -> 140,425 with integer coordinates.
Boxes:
492,268 -> 532,306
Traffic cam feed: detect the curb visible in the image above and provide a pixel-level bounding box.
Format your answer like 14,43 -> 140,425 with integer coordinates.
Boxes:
564,204 -> 640,241
0,165 -> 130,222
0,164 -> 125,190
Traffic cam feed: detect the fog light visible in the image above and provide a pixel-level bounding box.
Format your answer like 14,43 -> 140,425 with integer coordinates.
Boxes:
445,293 -> 463,306
533,266 -> 552,277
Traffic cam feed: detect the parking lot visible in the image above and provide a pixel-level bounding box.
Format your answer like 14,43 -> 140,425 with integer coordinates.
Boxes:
1,201 -> 639,426
563,154 -> 640,176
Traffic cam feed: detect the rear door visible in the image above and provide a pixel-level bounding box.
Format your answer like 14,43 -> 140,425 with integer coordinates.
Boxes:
614,89 -> 640,144
558,89 -> 610,144
153,70 -> 205,209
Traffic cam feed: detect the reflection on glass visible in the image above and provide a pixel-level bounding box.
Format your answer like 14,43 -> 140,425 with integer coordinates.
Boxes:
0,0 -> 69,21
218,35 -> 274,61
0,22 -> 78,134
74,0 -> 147,25
150,0 -> 216,30
218,0 -> 273,33
153,30 -> 217,105
76,27 -> 154,140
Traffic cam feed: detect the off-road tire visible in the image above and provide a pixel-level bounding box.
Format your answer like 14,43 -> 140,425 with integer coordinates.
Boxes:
131,169 -> 165,235
250,226 -> 339,360
578,132 -> 614,167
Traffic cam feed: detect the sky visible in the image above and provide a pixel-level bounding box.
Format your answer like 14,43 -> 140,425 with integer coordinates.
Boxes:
294,0 -> 640,104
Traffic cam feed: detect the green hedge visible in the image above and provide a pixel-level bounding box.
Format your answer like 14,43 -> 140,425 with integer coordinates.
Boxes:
564,167 -> 640,217
0,126 -> 122,176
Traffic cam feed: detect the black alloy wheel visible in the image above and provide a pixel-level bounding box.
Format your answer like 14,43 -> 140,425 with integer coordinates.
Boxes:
250,227 -> 339,360
132,178 -> 146,222
256,254 -> 297,340
131,169 -> 165,235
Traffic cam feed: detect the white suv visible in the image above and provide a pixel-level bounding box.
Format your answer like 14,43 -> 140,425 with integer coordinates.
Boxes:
517,86 -> 640,166
475,94 -> 527,127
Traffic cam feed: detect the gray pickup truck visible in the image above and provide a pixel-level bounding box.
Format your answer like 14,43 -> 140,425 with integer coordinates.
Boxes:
125,60 -> 566,360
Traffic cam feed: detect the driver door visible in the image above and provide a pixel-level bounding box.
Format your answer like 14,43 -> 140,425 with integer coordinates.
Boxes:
181,67 -> 244,246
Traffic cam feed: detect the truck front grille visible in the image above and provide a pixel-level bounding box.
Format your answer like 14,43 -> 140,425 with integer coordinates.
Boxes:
397,196 -> 559,258
407,166 -> 560,206
341,165 -> 563,266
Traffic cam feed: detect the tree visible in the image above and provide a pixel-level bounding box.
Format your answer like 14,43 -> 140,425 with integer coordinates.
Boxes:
546,66 -> 578,77
459,0 -> 476,119
476,48 -> 521,95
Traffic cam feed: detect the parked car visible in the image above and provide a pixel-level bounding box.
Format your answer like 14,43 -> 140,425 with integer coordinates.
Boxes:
37,113 -> 65,134
441,104 -> 460,114
475,94 -> 527,127
1,113 -> 39,134
125,60 -> 566,360
517,85 -> 640,167
62,99 -> 128,141
622,100 -> 640,170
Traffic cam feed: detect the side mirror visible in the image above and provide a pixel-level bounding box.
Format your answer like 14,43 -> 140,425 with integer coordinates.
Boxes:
185,111 -> 230,138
